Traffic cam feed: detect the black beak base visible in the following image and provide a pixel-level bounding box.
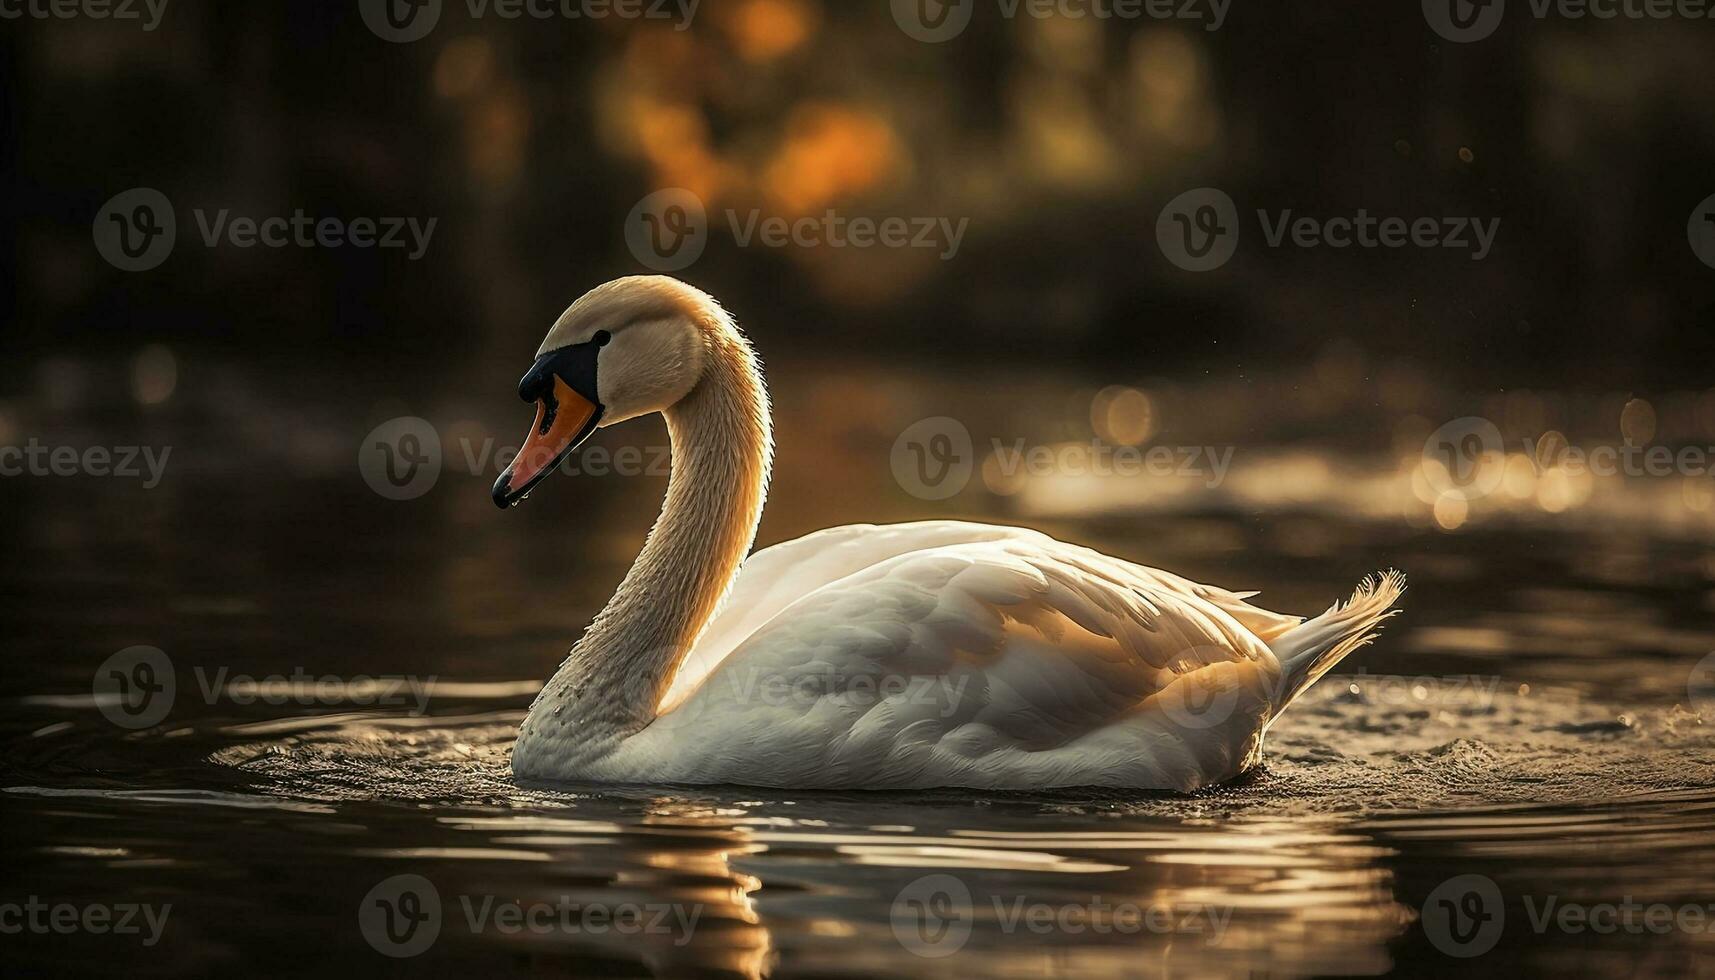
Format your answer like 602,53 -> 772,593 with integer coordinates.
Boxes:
491,339 -> 606,510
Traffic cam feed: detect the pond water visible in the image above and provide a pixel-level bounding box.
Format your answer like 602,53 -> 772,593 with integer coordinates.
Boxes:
3,360 -> 1713,976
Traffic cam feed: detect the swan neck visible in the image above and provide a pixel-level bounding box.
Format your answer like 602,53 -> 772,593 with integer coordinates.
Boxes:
545,332 -> 770,736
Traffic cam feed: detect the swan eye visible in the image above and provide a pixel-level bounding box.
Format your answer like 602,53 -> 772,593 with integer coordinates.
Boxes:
593,330 -> 612,347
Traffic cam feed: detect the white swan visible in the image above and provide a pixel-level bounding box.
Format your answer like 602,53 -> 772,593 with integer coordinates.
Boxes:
496,276 -> 1403,791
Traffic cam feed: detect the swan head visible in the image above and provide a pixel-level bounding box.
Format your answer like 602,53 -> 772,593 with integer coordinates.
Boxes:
491,275 -> 719,508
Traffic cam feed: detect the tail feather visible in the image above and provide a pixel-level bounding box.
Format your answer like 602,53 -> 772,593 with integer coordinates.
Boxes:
1267,570 -> 1406,713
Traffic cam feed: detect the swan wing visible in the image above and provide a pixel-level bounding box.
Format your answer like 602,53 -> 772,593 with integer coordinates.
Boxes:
628,535 -> 1284,789
668,520 -> 1299,713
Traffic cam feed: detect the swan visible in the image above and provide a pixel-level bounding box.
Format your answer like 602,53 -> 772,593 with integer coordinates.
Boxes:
496,275 -> 1403,791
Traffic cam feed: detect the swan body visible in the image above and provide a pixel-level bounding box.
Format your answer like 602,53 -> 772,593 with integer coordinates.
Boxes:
497,277 -> 1403,791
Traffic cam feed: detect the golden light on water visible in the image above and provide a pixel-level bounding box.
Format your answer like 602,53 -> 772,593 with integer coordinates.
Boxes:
722,0 -> 817,64
1091,385 -> 1155,445
1502,453 -> 1537,499
1433,493 -> 1468,530
131,344 -> 177,407
434,37 -> 493,100
1621,397 -> 1657,444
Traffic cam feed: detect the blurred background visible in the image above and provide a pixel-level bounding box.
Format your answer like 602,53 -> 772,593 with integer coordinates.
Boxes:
4,3 -> 1715,976
4,0 -> 1715,537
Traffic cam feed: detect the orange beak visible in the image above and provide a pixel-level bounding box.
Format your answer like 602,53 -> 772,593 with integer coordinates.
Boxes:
491,376 -> 602,508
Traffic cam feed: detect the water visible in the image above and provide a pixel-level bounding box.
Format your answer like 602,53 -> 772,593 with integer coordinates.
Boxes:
3,362 -> 1714,976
